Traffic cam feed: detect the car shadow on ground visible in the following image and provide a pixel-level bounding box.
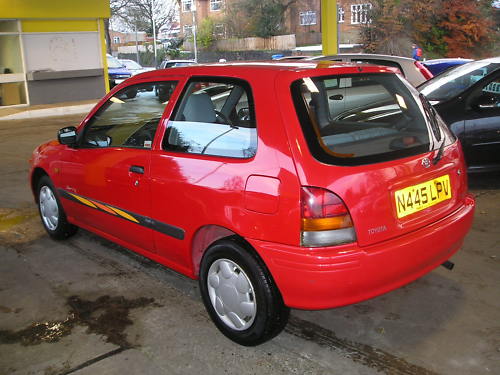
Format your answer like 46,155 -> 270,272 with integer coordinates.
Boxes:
468,172 -> 500,190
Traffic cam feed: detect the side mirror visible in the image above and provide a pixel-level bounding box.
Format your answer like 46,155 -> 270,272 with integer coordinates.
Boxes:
58,126 -> 77,146
237,107 -> 250,121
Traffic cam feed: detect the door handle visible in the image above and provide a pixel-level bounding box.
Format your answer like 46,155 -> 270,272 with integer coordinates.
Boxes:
129,165 -> 144,174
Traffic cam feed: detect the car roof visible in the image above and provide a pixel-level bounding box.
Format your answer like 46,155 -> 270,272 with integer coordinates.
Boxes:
163,59 -> 196,63
476,56 -> 500,64
309,53 -> 416,62
127,61 -> 399,84
423,58 -> 473,64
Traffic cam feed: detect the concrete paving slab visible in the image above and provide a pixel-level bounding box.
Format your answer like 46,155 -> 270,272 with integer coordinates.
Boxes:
0,100 -> 97,121
0,114 -> 499,375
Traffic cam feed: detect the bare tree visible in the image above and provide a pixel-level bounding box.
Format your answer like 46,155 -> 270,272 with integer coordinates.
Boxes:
115,0 -> 178,37
106,0 -> 134,54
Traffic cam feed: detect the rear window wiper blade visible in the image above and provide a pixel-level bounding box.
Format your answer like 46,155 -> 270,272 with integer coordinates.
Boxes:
432,139 -> 446,165
419,93 -> 441,142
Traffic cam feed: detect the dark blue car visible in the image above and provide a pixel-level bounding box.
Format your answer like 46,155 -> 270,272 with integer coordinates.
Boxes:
423,58 -> 473,76
106,54 -> 132,88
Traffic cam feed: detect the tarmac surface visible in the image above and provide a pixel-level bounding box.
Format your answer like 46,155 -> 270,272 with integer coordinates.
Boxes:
0,109 -> 499,375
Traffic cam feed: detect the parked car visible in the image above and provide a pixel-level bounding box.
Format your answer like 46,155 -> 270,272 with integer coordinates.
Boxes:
30,62 -> 475,346
308,53 -> 433,86
419,57 -> 500,172
274,55 -> 312,61
158,59 -> 196,69
106,54 -> 131,88
119,59 -> 154,76
422,58 -> 473,76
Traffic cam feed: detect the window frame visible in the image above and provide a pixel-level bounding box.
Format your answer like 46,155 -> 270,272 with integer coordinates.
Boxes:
78,81 -> 178,150
351,3 -> 372,25
210,0 -> 223,11
338,6 -> 345,23
291,73 -> 433,166
162,76 -> 258,159
183,25 -> 193,37
299,10 -> 317,26
214,23 -> 226,38
182,0 -> 193,12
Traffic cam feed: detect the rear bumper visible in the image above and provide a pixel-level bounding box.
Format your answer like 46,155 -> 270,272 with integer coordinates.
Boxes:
249,194 -> 475,310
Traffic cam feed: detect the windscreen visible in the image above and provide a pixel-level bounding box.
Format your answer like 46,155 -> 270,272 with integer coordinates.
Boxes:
419,61 -> 500,102
292,73 -> 434,166
107,56 -> 124,69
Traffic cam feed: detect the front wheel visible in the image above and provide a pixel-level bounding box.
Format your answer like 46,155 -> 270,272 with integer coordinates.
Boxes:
37,176 -> 77,240
199,238 -> 290,346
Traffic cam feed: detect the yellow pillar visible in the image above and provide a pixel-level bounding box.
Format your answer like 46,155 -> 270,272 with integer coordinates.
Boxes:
321,0 -> 338,56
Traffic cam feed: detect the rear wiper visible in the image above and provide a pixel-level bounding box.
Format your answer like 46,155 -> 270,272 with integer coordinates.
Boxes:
432,139 -> 446,165
419,93 -> 441,142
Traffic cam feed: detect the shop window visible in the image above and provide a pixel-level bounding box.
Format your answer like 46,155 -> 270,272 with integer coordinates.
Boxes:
0,20 -> 27,106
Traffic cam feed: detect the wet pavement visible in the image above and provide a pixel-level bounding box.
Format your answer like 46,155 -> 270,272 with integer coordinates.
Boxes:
0,114 -> 499,375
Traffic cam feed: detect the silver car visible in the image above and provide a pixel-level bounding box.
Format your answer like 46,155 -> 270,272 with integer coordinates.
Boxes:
308,53 -> 433,86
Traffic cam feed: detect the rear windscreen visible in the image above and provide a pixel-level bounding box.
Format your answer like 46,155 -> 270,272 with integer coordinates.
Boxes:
291,73 -> 432,166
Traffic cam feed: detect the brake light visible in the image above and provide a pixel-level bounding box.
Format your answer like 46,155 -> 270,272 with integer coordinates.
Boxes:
414,61 -> 433,80
300,187 -> 356,247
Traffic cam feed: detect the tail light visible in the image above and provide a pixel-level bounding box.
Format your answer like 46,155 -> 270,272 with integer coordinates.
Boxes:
300,186 -> 356,247
414,61 -> 433,80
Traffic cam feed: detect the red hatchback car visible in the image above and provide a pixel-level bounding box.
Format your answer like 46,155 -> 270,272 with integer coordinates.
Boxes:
30,62 -> 475,346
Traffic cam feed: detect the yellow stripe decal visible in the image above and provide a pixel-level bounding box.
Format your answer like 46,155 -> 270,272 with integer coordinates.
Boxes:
59,189 -> 185,240
108,207 -> 140,223
69,193 -> 97,208
92,201 -> 118,215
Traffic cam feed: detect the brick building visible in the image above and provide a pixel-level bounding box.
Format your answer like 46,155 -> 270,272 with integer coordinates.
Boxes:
109,30 -> 147,53
178,0 -> 372,47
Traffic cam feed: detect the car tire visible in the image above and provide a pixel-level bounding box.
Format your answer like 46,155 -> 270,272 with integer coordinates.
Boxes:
125,89 -> 137,99
199,238 -> 290,346
37,176 -> 77,240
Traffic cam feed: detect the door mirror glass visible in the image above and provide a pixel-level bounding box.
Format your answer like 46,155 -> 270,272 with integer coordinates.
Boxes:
237,107 -> 250,121
57,126 -> 77,145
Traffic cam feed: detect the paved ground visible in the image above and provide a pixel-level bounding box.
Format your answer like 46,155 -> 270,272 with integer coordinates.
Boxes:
0,114 -> 499,375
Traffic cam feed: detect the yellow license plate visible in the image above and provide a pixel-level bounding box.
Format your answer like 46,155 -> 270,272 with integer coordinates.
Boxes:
395,175 -> 452,218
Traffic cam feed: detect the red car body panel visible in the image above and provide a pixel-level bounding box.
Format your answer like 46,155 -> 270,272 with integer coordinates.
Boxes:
30,62 -> 475,310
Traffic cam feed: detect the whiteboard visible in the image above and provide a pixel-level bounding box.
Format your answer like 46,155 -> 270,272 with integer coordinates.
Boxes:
23,32 -> 102,72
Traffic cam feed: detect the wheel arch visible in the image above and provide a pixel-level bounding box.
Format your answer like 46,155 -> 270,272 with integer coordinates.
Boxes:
31,167 -> 49,202
191,225 -> 255,277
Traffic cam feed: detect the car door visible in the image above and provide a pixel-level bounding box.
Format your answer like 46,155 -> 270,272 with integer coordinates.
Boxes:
58,81 -> 178,251
149,78 -> 259,271
462,73 -> 500,170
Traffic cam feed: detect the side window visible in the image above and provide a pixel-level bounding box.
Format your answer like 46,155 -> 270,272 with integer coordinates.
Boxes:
481,77 -> 500,106
469,76 -> 500,109
81,82 -> 177,148
163,79 -> 257,158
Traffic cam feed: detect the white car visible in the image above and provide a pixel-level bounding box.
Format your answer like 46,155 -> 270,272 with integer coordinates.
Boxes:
119,59 -> 154,76
308,53 -> 434,86
158,59 -> 197,69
